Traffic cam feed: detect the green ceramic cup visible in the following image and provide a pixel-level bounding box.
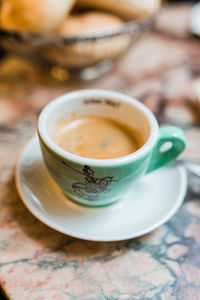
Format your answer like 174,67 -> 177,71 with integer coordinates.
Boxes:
38,89 -> 186,207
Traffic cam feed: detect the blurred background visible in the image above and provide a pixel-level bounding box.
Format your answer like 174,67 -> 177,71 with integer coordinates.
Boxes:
0,1 -> 198,83
0,0 -> 197,81
0,0 -> 162,80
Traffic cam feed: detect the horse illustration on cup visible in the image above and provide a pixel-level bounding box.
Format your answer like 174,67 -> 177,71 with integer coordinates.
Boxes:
62,161 -> 118,201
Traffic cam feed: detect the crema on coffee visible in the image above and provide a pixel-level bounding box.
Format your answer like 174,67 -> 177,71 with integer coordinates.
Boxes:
51,116 -> 143,159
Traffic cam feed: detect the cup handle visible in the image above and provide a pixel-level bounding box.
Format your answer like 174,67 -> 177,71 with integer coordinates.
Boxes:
146,126 -> 186,174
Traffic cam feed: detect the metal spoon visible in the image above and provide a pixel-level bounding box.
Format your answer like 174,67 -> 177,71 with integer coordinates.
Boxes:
176,159 -> 200,177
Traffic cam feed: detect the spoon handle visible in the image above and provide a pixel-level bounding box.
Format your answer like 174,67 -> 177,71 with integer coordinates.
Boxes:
177,160 -> 200,177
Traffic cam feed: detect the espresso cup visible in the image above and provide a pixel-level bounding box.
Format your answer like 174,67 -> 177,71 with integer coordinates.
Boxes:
38,89 -> 186,207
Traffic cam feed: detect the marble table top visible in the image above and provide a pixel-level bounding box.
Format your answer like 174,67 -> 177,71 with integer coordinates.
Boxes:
0,4 -> 200,300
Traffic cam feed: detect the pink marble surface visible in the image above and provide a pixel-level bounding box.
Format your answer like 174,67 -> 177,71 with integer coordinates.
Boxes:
0,4 -> 200,299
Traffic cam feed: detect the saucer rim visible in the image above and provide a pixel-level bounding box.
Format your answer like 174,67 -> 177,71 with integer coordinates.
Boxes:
15,135 -> 188,242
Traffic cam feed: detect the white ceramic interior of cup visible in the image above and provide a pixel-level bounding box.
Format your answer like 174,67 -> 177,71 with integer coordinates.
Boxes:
38,89 -> 158,166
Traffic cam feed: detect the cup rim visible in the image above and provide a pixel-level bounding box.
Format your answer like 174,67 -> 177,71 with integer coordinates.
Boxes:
38,89 -> 159,167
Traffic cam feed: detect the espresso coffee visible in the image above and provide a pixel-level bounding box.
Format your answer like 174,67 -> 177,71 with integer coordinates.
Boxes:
51,116 -> 143,159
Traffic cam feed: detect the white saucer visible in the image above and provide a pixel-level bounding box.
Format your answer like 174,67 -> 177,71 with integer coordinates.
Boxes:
15,136 -> 187,242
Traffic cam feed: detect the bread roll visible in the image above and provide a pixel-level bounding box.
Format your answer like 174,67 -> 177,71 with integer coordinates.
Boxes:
51,12 -> 130,69
76,0 -> 161,19
56,12 -> 123,36
0,0 -> 75,33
